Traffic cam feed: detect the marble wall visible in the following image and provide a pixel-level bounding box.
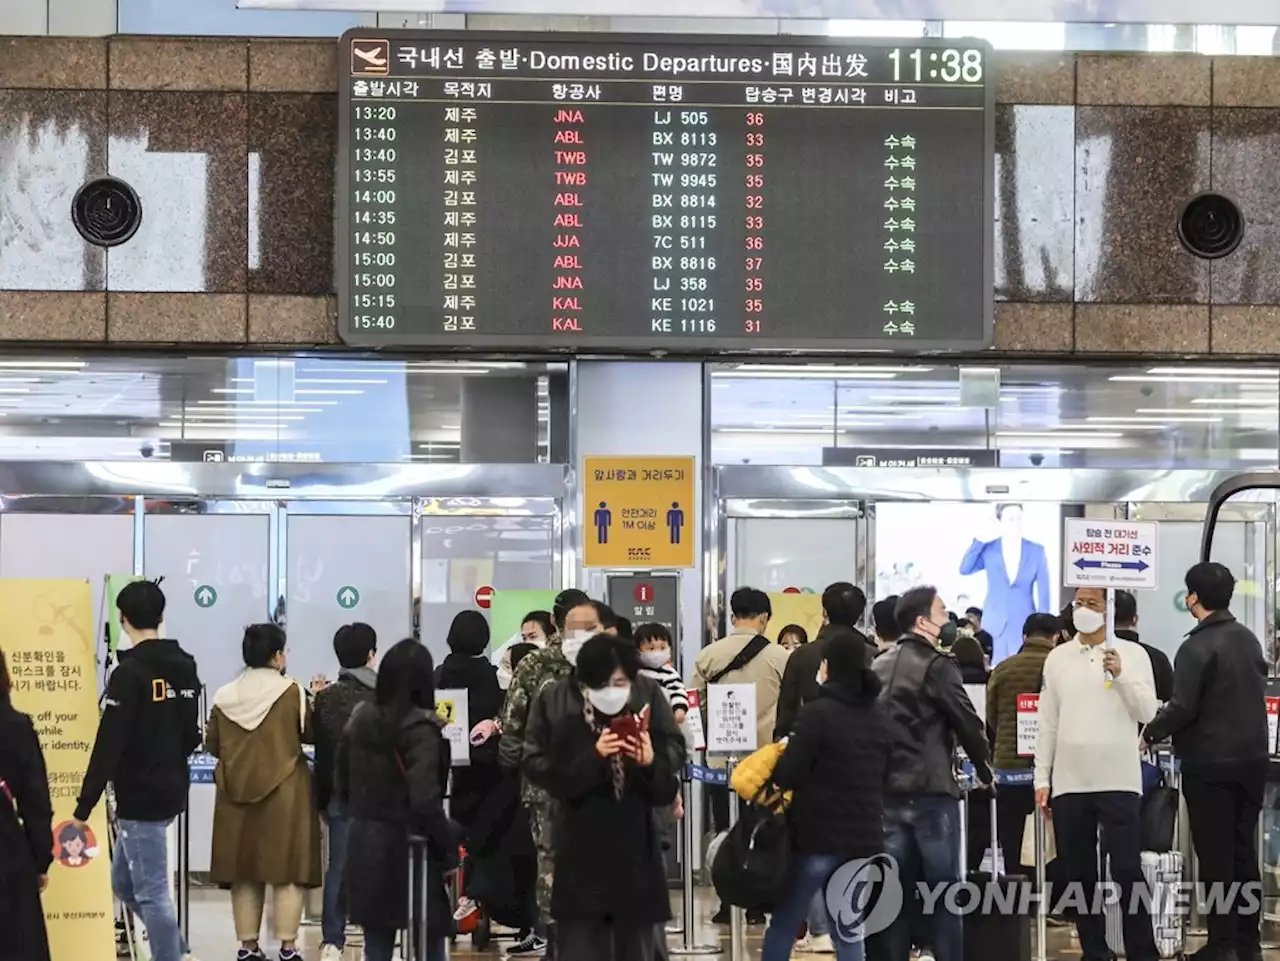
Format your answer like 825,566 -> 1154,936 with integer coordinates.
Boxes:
3,36 -> 1280,354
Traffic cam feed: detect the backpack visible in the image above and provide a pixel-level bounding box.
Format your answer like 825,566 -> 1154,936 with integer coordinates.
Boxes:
710,792 -> 792,910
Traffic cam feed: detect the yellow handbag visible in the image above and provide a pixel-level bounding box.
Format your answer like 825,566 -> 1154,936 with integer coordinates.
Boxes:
730,741 -> 792,811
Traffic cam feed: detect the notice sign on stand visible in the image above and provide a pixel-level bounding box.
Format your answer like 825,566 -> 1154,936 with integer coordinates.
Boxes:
1268,696 -> 1279,757
707,683 -> 757,756
1064,518 -> 1159,591
684,689 -> 707,752
435,688 -> 471,767
1016,693 -> 1040,758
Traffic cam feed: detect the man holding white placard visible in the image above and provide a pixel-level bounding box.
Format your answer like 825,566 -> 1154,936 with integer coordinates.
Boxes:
1034,586 -> 1159,961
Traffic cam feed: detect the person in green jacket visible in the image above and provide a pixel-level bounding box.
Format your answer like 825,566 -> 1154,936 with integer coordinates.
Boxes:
497,589 -> 590,959
985,612 -> 1061,876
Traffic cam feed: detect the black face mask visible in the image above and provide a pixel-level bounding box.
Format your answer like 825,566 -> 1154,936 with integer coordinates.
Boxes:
938,621 -> 959,648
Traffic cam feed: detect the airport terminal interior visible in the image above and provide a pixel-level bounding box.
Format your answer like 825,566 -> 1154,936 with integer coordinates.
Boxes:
13,2 -> 1280,960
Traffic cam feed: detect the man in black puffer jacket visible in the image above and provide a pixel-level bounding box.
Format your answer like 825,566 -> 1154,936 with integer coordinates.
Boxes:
1143,563 -> 1269,961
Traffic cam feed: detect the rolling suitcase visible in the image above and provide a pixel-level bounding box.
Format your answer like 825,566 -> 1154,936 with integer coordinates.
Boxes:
963,790 -> 1033,961
405,835 -> 432,961
1103,850 -> 1186,959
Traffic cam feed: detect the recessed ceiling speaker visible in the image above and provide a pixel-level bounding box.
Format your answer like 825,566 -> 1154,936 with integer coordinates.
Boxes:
1177,192 -> 1244,260
71,177 -> 143,248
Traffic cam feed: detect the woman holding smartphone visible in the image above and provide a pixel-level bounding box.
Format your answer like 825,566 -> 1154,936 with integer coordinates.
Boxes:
523,633 -> 685,961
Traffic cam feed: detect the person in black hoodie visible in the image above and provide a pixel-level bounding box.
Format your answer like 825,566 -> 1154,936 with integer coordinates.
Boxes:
1143,563 -> 1269,961
73,580 -> 200,961
0,647 -> 54,961
763,629 -> 890,961
523,634 -> 685,961
312,622 -> 378,960
338,638 -> 460,961
774,582 -> 869,739
435,610 -> 504,831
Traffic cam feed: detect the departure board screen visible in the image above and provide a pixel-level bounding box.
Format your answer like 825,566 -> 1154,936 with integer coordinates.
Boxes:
337,31 -> 994,352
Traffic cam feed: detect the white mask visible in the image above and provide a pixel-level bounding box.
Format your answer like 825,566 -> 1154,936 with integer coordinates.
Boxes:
561,629 -> 594,666
496,662 -> 513,690
1073,606 -> 1106,636
587,684 -> 631,716
639,649 -> 670,670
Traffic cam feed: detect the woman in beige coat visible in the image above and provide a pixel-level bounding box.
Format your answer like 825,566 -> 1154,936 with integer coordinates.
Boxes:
206,623 -> 320,961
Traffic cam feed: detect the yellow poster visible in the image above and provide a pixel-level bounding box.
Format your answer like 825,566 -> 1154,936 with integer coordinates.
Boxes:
583,456 -> 695,568
4,579 -> 115,961
765,591 -> 825,643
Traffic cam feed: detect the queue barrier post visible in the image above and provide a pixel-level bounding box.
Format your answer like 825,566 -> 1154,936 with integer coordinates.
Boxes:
725,758 -> 745,961
669,766 -> 721,957
1034,805 -> 1048,961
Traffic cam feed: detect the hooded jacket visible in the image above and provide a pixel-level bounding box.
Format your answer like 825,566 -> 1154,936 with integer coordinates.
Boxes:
312,667 -> 377,812
75,639 -> 201,822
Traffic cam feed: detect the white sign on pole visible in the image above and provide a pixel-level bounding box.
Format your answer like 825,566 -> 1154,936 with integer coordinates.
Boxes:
684,689 -> 707,752
707,682 -> 758,756
1063,518 -> 1159,591
1016,693 -> 1039,758
434,688 -> 471,767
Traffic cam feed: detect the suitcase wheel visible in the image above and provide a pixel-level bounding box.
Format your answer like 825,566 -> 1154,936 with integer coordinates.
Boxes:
473,915 -> 491,950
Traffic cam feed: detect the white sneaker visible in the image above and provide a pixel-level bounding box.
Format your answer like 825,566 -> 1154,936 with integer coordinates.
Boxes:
796,934 -> 836,954
319,946 -> 343,961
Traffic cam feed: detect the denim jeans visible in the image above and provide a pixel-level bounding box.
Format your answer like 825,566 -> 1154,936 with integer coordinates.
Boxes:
762,853 -> 865,961
363,925 -> 445,961
322,801 -> 351,947
807,890 -> 831,937
114,818 -> 185,961
879,795 -> 963,961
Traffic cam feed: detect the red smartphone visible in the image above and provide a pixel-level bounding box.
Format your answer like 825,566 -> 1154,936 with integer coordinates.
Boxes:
610,713 -> 640,741
609,705 -> 651,741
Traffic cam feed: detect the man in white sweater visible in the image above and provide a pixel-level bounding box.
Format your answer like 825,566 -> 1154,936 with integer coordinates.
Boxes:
1034,586 -> 1160,961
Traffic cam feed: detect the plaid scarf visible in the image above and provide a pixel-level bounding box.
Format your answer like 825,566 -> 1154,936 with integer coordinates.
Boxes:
582,693 -> 626,800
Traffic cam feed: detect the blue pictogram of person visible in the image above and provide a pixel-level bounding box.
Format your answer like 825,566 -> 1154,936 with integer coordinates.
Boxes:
667,501 -> 685,545
594,501 -> 612,545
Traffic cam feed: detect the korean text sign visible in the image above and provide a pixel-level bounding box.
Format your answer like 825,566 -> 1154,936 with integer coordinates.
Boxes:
583,455 -> 695,568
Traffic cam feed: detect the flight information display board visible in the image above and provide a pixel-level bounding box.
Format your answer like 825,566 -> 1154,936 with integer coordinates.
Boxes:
337,31 -> 994,352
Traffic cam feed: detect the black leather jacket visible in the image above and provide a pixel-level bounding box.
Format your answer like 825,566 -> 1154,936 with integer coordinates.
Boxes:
873,634 -> 992,797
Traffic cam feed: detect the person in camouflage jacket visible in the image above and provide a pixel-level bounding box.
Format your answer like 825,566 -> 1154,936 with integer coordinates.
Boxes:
498,590 -> 591,936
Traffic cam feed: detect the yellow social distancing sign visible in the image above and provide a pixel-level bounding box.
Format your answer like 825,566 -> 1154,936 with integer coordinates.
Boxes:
583,456 -> 695,568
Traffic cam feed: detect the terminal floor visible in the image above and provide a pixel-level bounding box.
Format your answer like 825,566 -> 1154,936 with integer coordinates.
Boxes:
183,887 -> 1221,960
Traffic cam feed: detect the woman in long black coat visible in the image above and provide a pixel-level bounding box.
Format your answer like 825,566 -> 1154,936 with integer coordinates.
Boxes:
433,610 -> 503,831
523,633 -> 684,961
0,648 -> 54,961
336,638 -> 460,961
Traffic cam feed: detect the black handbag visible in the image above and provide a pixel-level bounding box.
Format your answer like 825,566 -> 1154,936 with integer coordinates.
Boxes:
710,797 -> 792,911
1140,783 -> 1179,853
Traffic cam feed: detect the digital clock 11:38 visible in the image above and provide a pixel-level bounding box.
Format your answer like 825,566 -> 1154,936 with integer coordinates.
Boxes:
889,47 -> 985,83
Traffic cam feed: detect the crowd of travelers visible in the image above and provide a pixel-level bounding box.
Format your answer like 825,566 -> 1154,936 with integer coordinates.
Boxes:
0,557 -> 1270,961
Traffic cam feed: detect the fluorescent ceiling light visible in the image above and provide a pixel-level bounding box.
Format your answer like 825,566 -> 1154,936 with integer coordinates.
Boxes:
1189,398 -> 1279,406
212,388 -> 253,395
295,389 -> 365,396
1110,375 -> 1279,385
736,364 -> 928,373
1096,413 -> 1222,423
0,361 -> 86,369
195,399 -> 338,407
998,431 -> 1123,439
0,388 -> 31,394
716,371 -> 899,381
1146,367 -> 1279,376
296,378 -> 388,386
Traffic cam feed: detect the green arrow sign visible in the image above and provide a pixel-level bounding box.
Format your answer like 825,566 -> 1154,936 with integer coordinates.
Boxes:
194,585 -> 218,608
337,586 -> 361,610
